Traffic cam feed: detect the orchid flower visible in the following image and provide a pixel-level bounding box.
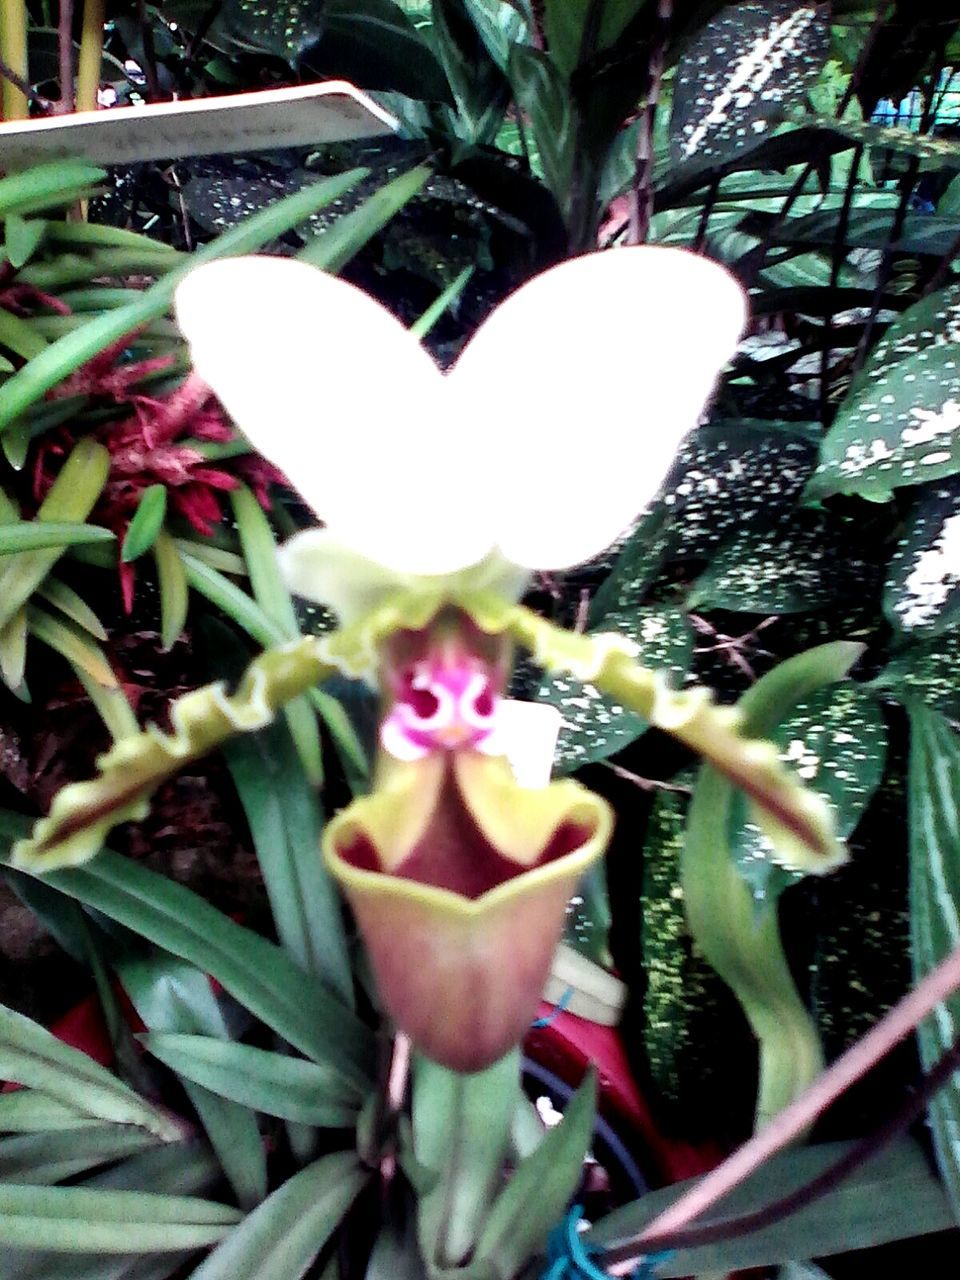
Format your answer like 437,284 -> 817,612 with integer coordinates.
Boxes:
13,247 -> 848,1075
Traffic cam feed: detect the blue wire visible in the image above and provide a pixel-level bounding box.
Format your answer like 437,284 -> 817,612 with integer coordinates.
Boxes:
543,1205 -> 673,1280
531,985 -> 576,1028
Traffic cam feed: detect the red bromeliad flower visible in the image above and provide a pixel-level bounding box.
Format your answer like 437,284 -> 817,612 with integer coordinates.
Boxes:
31,335 -> 285,610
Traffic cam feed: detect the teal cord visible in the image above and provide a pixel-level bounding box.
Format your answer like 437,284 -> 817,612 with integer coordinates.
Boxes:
543,1206 -> 672,1280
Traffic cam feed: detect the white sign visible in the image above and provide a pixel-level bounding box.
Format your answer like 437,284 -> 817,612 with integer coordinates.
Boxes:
0,82 -> 397,168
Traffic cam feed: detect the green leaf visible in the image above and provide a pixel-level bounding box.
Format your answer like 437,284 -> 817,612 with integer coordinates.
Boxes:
682,643 -> 864,1126
0,828 -> 375,1093
121,486 -> 167,562
873,628 -> 960,718
535,606 -> 692,773
0,1091 -> 99,1133
27,604 -> 120,689
0,1182 -> 239,1253
670,2 -> 830,164
0,1125 -> 163,1186
143,1033 -> 361,1126
224,714 -> 353,1000
661,420 -> 820,557
0,162 -> 106,217
506,46 -> 574,215
431,0 -> 510,145
884,476 -> 960,636
809,281 -> 960,501
688,510 -> 867,614
0,440 -> 111,632
462,0 -> 531,72
4,215 -> 47,269
206,0 -> 325,62
228,486 -> 323,785
151,530 -> 189,652
0,307 -> 48,360
36,575 -> 107,640
907,701 -> 960,1224
0,1002 -> 182,1140
588,1138 -> 954,1273
412,1050 -> 519,1268
543,0 -> 643,79
180,551 -> 283,647
315,0 -> 450,99
0,606 -> 27,690
187,1152 -> 365,1280
0,520 -> 114,553
0,170 -> 367,433
729,682 -> 887,902
298,164 -> 432,274
409,265 -> 474,340
472,1070 -> 596,1280
118,953 -> 267,1212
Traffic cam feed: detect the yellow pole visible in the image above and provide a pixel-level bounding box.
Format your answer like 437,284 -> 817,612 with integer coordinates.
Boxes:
75,0 -> 106,113
0,2 -> 29,122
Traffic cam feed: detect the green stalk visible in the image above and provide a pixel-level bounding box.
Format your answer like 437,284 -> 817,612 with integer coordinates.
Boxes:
0,1 -> 29,121
76,0 -> 106,113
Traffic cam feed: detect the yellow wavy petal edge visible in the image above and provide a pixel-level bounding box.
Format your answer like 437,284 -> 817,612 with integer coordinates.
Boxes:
13,638 -> 332,871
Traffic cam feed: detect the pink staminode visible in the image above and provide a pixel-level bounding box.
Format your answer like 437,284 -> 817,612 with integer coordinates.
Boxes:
380,658 -> 501,761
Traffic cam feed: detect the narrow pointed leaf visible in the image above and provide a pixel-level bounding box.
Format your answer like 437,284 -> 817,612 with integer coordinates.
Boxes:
142,1033 -> 361,1125
187,1152 -> 365,1280
0,1002 -> 183,1140
907,701 -> 960,1223
122,486 -> 168,562
0,1124 -> 163,1185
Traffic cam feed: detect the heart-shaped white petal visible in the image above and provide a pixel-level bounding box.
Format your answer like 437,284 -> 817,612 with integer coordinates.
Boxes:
449,246 -> 747,569
174,256 -> 493,575
174,246 -> 746,589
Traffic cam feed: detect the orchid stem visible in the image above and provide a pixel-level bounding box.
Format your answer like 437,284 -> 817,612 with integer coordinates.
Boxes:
0,1 -> 29,121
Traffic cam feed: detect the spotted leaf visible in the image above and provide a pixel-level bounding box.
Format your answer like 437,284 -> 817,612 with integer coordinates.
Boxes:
534,606 -> 692,774
729,683 -> 887,902
670,1 -> 830,164
885,476 -> 960,637
808,282 -> 960,501
687,509 -> 871,615
872,628 -> 960,721
663,419 -> 819,557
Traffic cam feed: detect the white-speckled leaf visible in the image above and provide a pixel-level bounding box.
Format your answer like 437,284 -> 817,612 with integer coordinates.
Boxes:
730,683 -> 887,901
907,702 -> 960,1226
885,476 -> 960,637
687,510 -> 868,614
670,1 -> 830,164
663,420 -> 819,557
535,606 -> 693,774
871,628 -> 960,720
808,283 -> 960,501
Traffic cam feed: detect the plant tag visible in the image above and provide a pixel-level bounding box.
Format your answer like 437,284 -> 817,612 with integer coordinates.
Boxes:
0,82 -> 397,168
496,699 -> 562,789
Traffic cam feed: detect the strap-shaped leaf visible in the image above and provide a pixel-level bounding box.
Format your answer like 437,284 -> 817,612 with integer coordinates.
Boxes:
142,1034 -> 362,1125
471,1070 -> 596,1280
588,1138 -> 954,1273
907,701 -> 960,1224
0,1183 -> 239,1253
0,1125 -> 163,1186
187,1152 -> 365,1280
0,821 -> 374,1091
0,1002 -> 182,1140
